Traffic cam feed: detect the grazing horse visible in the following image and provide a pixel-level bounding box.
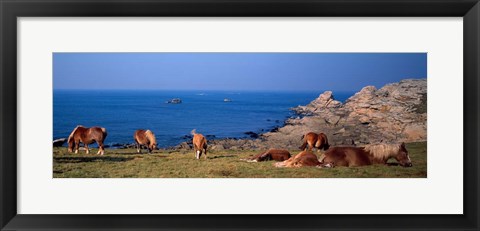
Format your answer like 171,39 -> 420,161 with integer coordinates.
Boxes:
299,132 -> 330,151
134,129 -> 158,153
67,125 -> 107,155
320,143 -> 413,167
243,149 -> 291,162
274,151 -> 321,168
191,129 -> 207,159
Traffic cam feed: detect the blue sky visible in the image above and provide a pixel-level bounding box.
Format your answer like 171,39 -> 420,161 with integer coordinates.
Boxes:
53,53 -> 427,92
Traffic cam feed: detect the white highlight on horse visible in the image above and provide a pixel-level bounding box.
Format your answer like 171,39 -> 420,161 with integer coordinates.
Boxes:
324,163 -> 333,168
196,150 -> 200,159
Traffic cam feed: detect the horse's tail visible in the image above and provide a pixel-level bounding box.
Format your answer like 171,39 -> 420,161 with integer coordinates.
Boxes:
101,127 -> 108,138
320,133 -> 330,150
202,137 -> 208,148
190,129 -> 197,136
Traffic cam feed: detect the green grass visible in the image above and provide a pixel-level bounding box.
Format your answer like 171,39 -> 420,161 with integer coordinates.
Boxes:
53,142 -> 427,178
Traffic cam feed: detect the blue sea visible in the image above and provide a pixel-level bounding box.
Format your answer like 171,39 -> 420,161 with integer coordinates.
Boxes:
53,90 -> 354,147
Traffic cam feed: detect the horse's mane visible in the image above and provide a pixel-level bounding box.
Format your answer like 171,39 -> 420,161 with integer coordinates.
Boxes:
67,125 -> 84,143
363,143 -> 401,161
145,130 -> 156,143
190,129 -> 197,135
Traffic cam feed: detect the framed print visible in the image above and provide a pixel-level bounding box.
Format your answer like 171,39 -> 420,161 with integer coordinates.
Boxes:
1,0 -> 479,230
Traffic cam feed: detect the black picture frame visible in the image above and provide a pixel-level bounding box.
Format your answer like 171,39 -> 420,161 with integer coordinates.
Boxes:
1,0 -> 479,230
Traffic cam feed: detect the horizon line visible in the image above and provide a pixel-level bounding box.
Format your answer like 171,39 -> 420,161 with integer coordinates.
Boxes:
52,88 -> 361,93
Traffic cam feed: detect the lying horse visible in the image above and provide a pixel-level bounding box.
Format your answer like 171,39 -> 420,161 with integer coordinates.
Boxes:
67,125 -> 107,155
321,143 -> 412,167
299,132 -> 330,151
134,129 -> 158,153
274,151 -> 321,168
191,129 -> 207,159
244,149 -> 291,162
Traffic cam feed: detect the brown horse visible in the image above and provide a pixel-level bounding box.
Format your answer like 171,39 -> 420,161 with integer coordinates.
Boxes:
243,149 -> 291,162
134,129 -> 158,153
67,125 -> 107,155
320,143 -> 413,167
191,129 -> 207,159
274,151 -> 321,168
299,132 -> 330,151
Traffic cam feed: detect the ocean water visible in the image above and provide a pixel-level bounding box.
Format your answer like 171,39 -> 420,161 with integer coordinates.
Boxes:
53,90 -> 354,147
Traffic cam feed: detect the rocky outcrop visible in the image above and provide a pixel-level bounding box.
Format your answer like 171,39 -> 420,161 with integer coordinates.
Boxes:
166,98 -> 182,104
53,138 -> 67,147
260,79 -> 427,148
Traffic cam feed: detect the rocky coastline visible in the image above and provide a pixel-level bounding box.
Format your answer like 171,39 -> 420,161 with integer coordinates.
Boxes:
204,78 -> 427,150
259,78 -> 427,149
55,79 -> 427,151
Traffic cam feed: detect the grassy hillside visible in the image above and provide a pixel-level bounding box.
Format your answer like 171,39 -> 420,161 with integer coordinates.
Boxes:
53,142 -> 426,178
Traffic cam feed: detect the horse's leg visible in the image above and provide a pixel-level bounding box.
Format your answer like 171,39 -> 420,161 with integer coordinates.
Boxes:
299,141 -> 307,151
320,155 -> 332,168
307,141 -> 313,151
85,143 -> 89,154
204,147 -> 207,160
75,141 -> 80,154
97,141 -> 104,155
96,142 -> 100,155
136,141 -> 141,153
321,158 -> 335,168
194,145 -> 200,159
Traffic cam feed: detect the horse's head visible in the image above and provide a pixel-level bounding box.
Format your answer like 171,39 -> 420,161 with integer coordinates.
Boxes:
145,130 -> 158,151
257,154 -> 271,162
319,133 -> 330,150
150,142 -> 158,151
67,126 -> 81,153
67,137 -> 74,152
395,142 -> 412,167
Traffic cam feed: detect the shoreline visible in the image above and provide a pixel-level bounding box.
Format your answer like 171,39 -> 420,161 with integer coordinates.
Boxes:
53,125 -> 285,151
53,78 -> 427,151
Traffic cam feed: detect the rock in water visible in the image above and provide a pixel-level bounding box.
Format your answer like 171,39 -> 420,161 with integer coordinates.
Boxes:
244,131 -> 259,138
166,98 -> 182,104
53,138 -> 67,147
